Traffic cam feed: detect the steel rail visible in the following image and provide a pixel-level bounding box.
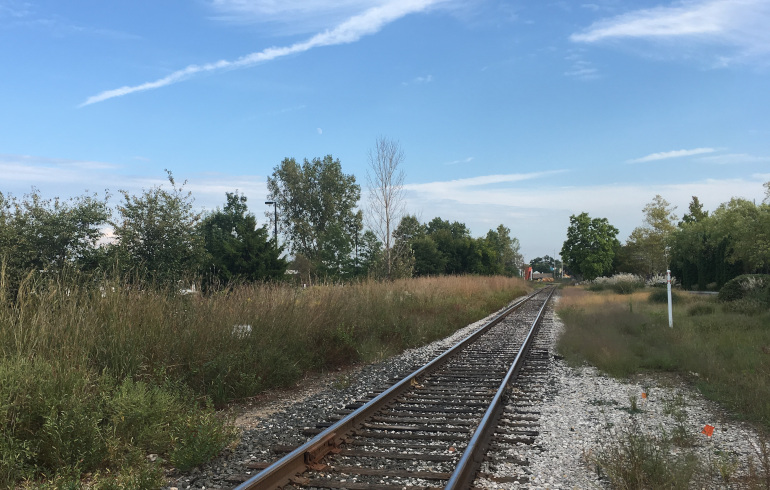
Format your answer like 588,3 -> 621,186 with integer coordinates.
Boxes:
233,288 -> 547,490
445,286 -> 556,489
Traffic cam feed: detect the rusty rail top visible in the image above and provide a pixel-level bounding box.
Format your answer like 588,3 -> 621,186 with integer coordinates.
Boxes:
234,287 -> 552,490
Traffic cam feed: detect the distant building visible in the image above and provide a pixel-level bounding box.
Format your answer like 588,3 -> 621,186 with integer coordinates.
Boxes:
532,272 -> 553,281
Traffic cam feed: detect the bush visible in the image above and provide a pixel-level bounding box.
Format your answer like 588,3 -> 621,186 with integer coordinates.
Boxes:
648,288 -> 683,304
589,274 -> 645,294
0,357 -> 235,487
718,274 -> 770,304
611,280 -> 645,295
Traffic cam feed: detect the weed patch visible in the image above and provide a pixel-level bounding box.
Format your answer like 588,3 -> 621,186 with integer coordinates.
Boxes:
593,420 -> 701,489
557,286 -> 770,431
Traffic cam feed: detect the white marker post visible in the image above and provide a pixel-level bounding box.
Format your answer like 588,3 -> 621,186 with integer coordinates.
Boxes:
667,269 -> 673,328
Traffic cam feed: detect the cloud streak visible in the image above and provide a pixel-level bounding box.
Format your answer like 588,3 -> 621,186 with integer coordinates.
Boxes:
80,0 -> 444,107
627,147 -> 716,163
571,0 -> 770,63
404,170 -> 566,195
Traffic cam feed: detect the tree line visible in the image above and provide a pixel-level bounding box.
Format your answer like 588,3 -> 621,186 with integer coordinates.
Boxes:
560,182 -> 770,287
0,140 -> 525,293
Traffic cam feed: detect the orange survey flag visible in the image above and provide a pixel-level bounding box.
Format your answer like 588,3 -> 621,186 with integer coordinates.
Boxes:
701,424 -> 715,437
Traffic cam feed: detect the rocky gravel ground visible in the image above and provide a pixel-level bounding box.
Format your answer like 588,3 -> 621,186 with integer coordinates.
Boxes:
164,294 -> 768,489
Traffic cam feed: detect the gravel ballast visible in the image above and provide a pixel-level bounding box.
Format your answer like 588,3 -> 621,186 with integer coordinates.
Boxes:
165,295 -> 768,489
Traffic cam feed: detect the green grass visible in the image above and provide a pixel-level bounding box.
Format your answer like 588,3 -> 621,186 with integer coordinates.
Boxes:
557,287 -> 770,431
592,420 -> 701,490
0,272 -> 528,487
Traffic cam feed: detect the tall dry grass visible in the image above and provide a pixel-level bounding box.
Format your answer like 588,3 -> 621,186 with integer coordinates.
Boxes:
0,272 -> 528,486
1,273 -> 529,403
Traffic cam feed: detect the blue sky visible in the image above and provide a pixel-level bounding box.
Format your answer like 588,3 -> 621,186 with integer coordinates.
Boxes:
1,0 -> 769,261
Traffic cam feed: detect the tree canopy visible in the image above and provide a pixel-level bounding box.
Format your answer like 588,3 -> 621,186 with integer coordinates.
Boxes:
267,155 -> 362,278
561,212 -> 620,281
198,192 -> 287,284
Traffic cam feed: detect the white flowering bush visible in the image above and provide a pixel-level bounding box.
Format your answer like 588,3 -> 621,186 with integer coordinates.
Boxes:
646,273 -> 677,288
588,274 -> 645,294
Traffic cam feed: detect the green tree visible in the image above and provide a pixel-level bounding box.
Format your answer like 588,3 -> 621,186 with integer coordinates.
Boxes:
485,225 -> 523,276
198,192 -> 287,285
356,230 -> 383,277
412,236 -> 446,276
111,171 -> 205,285
0,189 -> 110,293
711,198 -> 770,273
561,212 -> 620,280
266,155 -> 362,278
681,196 -> 708,225
623,195 -> 678,276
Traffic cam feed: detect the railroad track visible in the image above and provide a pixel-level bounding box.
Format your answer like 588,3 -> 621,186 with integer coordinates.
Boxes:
234,286 -> 556,489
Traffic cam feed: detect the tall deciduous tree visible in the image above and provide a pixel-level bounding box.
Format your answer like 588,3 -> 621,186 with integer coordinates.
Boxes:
111,171 -> 205,285
366,137 -> 406,279
485,225 -> 523,276
561,212 -> 620,280
624,195 -> 678,276
198,192 -> 287,285
266,155 -> 362,278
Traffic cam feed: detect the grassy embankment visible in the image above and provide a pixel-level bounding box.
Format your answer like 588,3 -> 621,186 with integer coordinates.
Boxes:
0,273 -> 528,488
557,286 -> 770,429
557,285 -> 770,488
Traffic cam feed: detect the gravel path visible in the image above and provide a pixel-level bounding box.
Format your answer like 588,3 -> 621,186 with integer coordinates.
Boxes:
165,294 -> 768,489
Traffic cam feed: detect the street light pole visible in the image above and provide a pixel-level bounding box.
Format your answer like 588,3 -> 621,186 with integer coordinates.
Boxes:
265,201 -> 277,243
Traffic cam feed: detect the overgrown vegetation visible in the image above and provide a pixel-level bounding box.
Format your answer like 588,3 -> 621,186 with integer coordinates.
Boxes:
592,420 -> 701,489
0,273 -> 527,487
561,285 -> 770,488
557,287 -> 770,430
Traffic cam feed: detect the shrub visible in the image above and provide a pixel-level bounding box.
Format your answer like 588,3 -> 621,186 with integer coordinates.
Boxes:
648,288 -> 683,304
718,274 -> 770,304
611,280 -> 645,295
589,274 -> 645,294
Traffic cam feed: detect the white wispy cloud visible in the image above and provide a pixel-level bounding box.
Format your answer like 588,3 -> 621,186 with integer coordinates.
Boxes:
571,0 -> 770,64
80,0 -> 445,107
627,147 -> 716,163
444,157 -> 474,165
698,153 -> 770,164
404,170 -> 566,195
402,74 -> 433,85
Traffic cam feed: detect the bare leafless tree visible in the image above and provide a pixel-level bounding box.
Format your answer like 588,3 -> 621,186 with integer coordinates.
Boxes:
366,137 -> 406,279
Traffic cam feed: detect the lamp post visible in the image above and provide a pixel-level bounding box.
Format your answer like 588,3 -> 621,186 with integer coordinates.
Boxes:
265,201 -> 277,243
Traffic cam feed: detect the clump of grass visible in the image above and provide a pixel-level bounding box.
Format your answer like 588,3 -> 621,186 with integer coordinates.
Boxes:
593,420 -> 700,489
663,393 -> 695,447
688,302 -> 716,316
